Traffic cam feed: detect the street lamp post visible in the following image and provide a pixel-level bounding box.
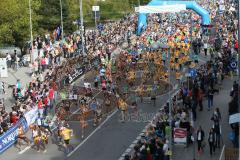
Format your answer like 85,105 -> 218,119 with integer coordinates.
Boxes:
238,0 -> 240,154
79,0 -> 85,56
28,0 -> 33,64
60,0 -> 64,40
168,47 -> 173,160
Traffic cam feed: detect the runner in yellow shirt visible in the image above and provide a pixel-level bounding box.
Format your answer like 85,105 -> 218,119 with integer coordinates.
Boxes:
61,127 -> 74,154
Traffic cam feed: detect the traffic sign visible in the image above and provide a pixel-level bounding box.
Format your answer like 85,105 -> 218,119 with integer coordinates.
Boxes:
230,61 -> 237,69
189,69 -> 197,78
92,6 -> 100,11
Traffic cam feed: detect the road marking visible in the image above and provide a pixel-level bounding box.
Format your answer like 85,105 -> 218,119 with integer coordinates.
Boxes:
219,145 -> 225,160
18,146 -> 31,154
67,109 -> 118,157
18,90 -> 104,154
118,89 -> 180,159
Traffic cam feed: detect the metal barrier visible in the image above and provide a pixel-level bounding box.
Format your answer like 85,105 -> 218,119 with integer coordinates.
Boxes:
224,147 -> 239,160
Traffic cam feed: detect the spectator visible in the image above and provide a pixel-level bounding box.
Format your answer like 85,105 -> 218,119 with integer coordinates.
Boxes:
196,126 -> 205,154
207,86 -> 214,111
6,53 -> 12,68
208,128 -> 216,155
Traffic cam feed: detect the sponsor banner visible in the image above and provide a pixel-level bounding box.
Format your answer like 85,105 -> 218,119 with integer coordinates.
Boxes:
229,113 -> 240,124
138,5 -> 186,13
0,118 -> 28,154
24,107 -> 38,126
0,58 -> 8,78
174,128 -> 187,145
68,66 -> 86,84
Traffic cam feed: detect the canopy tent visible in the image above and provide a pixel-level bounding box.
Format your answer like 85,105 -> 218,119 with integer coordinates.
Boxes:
137,0 -> 211,34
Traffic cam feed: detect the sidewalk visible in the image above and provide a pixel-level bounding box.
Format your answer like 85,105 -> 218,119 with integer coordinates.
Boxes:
1,67 -> 32,112
173,76 -> 234,160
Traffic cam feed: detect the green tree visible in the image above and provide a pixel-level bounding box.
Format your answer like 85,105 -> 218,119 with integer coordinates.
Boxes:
37,0 -> 71,33
0,0 -> 41,49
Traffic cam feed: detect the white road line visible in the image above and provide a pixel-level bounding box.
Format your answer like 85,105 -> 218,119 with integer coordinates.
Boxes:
18,90 -> 107,155
119,89 -> 180,158
136,136 -> 141,140
132,140 -> 138,144
71,90 -> 103,115
219,145 -> 225,160
118,157 -> 124,160
67,109 -> 118,157
51,90 -> 103,131
129,144 -> 135,148
18,146 -> 31,154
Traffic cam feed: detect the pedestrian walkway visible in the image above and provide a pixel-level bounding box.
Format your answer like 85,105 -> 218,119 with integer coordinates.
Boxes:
173,76 -> 234,160
0,67 -> 32,112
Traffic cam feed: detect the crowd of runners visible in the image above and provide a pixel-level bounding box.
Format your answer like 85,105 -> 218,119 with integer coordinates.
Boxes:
0,0 -> 239,158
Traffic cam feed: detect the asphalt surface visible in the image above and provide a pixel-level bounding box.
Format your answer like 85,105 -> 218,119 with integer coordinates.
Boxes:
0,51 -> 234,160
1,51 -> 178,160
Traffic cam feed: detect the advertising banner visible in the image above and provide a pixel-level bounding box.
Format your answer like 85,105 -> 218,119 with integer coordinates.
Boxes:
24,107 -> 39,126
229,113 -> 240,124
174,128 -> 187,145
138,5 -> 186,14
0,118 -> 28,154
67,66 -> 86,84
0,58 -> 8,78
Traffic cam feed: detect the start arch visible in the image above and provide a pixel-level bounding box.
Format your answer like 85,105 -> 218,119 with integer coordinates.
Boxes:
138,0 -> 211,34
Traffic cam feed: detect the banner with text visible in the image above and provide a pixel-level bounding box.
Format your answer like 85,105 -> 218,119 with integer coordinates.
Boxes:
0,118 -> 28,154
174,128 -> 187,145
24,107 -> 39,126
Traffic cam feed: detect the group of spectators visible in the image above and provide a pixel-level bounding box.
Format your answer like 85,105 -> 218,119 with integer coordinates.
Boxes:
0,0 -> 239,158
123,0 -> 240,159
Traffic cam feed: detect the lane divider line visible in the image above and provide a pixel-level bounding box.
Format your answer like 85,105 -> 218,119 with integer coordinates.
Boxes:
67,109 -> 118,157
118,89 -> 180,160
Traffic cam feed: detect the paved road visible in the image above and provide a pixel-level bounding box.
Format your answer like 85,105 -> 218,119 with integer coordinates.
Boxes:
1,90 -> 176,160
1,50 -> 233,160
1,50 -> 178,160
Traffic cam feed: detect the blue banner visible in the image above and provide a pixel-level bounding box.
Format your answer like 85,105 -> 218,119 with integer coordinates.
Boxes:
189,69 -> 197,78
0,118 -> 28,154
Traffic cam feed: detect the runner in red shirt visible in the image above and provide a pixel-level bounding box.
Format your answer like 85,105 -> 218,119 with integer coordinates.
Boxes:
48,87 -> 55,111
38,99 -> 44,117
43,96 -> 49,116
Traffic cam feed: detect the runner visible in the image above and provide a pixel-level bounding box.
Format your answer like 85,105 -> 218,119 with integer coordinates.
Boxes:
118,97 -> 128,122
15,125 -> 30,151
60,126 -> 74,154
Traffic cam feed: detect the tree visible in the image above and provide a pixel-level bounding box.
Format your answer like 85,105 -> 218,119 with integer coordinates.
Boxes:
37,0 -> 69,32
0,0 -> 41,49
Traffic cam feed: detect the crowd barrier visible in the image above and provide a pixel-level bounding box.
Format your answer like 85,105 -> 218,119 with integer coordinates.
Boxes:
0,118 -> 28,154
0,36 -> 122,154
